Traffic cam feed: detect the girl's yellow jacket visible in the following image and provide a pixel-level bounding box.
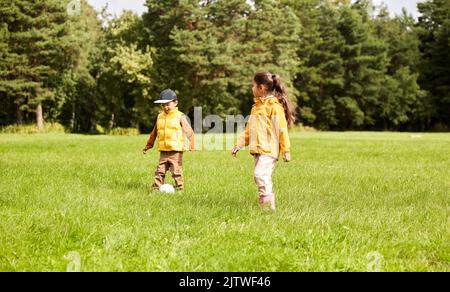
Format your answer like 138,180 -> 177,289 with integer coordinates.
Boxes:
237,96 -> 291,159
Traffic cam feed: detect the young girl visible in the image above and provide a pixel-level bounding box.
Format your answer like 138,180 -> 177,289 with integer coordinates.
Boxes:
232,73 -> 295,210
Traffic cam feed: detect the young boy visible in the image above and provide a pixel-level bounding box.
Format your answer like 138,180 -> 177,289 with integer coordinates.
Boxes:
143,89 -> 195,190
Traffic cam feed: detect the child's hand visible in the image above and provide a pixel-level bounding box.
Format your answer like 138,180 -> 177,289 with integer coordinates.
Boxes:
231,146 -> 240,157
283,152 -> 291,162
142,146 -> 151,155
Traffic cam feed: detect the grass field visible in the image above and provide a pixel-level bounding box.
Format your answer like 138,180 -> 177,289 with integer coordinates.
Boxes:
0,132 -> 449,271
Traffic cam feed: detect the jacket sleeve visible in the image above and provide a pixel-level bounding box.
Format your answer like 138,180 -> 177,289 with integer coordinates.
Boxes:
145,118 -> 158,150
236,118 -> 250,149
275,106 -> 291,154
144,120 -> 158,149
181,115 -> 196,151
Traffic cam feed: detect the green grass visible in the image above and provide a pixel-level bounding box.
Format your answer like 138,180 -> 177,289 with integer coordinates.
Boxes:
0,132 -> 449,271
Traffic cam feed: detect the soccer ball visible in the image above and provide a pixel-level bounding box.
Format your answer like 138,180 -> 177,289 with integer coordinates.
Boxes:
159,184 -> 175,194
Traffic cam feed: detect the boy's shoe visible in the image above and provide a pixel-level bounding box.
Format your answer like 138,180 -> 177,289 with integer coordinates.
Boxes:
259,195 -> 275,211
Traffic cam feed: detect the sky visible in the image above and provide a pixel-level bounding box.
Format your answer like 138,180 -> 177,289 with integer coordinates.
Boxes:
86,0 -> 147,17
372,0 -> 422,18
86,0 -> 423,18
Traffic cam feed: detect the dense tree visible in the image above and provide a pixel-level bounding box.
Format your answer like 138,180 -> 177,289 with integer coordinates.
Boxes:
142,0 -> 198,104
417,0 -> 450,130
97,11 -> 154,132
292,1 -> 345,129
0,0 -> 80,129
57,0 -> 103,133
1,0 -> 449,132
336,4 -> 388,129
373,8 -> 426,130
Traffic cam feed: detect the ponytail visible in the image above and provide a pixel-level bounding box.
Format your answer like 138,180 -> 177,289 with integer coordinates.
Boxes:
271,74 -> 296,127
253,72 -> 296,127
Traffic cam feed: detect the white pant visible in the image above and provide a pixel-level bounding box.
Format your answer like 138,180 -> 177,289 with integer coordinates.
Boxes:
253,154 -> 277,196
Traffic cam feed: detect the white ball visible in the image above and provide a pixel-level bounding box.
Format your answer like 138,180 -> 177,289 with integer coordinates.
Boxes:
159,184 -> 175,194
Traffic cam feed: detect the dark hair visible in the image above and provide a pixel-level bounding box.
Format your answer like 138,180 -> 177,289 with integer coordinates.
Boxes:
253,72 -> 296,127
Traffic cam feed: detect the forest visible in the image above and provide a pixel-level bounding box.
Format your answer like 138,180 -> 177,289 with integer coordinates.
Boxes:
0,0 -> 449,133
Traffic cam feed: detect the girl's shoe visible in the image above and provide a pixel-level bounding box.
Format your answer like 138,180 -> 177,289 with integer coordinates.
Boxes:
259,195 -> 275,211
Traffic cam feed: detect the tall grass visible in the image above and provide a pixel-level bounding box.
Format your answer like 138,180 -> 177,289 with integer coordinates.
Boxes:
1,123 -> 66,134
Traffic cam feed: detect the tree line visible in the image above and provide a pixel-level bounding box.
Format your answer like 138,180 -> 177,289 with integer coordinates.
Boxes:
0,0 -> 449,133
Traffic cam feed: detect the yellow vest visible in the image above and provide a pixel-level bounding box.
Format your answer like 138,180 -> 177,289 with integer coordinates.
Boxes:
157,108 -> 185,151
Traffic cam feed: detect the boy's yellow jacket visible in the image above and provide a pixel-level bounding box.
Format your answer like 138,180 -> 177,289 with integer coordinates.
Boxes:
237,96 -> 291,159
145,108 -> 195,152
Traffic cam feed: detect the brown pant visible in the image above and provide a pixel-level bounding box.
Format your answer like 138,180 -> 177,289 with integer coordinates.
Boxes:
153,151 -> 184,190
